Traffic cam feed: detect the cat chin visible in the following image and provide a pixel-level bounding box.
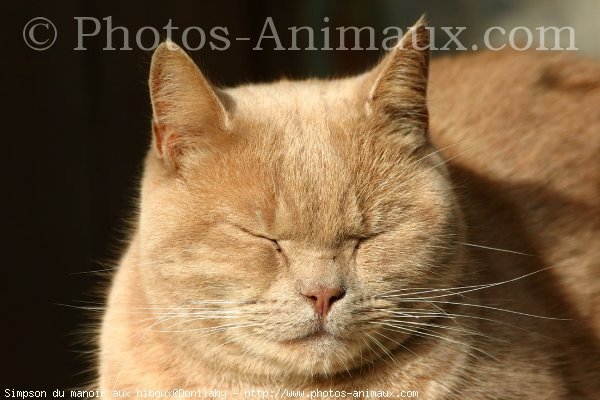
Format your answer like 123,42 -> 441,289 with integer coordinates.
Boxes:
238,332 -> 375,376
276,330 -> 340,347
272,344 -> 359,376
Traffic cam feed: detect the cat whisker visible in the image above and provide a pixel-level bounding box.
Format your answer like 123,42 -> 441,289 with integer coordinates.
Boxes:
373,307 -> 448,315
69,267 -> 118,275
209,327 -> 265,355
140,314 -> 244,326
428,149 -> 471,171
189,299 -> 255,305
382,308 -> 556,339
378,265 -> 557,300
154,321 -> 261,334
395,299 -> 568,320
361,336 -> 381,368
394,324 -> 498,362
149,310 -> 249,315
364,332 -> 398,370
414,140 -> 468,164
379,285 -> 487,298
332,345 -> 353,378
371,325 -> 479,365
111,302 -> 193,392
189,322 -> 263,338
371,322 -> 498,361
132,305 -> 257,311
427,300 -> 466,327
373,329 -> 419,357
460,242 -> 538,257
137,307 -> 268,327
55,303 -> 106,312
376,317 -> 506,342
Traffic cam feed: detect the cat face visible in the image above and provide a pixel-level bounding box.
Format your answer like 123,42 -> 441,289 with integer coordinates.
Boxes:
137,21 -> 464,378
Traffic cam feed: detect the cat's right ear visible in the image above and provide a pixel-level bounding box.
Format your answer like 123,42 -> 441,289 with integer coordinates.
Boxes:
149,41 -> 228,170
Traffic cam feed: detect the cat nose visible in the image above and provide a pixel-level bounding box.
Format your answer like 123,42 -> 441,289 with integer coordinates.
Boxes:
301,287 -> 346,316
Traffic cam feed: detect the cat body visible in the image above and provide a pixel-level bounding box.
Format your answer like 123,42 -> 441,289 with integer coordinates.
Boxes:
99,21 -> 600,399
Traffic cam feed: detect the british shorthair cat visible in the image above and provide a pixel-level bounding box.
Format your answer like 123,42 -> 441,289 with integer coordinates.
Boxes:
99,19 -> 600,399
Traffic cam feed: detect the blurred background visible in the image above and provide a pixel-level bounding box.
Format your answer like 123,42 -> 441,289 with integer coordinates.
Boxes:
3,0 -> 599,391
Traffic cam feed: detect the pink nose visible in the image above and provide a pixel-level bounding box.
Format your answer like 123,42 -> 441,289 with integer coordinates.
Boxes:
302,287 -> 346,316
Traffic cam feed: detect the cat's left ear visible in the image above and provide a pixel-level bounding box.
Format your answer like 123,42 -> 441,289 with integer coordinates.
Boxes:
149,41 -> 229,170
365,16 -> 430,134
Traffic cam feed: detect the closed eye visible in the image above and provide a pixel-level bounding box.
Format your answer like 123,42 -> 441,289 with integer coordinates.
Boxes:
353,232 -> 384,251
235,225 -> 281,252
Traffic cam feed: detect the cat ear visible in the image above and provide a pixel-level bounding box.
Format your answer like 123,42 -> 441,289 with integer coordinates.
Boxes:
366,16 -> 430,133
149,41 -> 228,170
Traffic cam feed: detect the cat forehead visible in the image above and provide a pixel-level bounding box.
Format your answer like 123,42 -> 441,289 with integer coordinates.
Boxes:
223,80 -> 365,182
224,76 -> 364,125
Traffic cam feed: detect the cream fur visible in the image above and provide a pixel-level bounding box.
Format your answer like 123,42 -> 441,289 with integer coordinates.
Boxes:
99,20 -> 600,399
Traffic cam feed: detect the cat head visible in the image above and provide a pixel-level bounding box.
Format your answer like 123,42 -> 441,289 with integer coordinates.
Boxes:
137,18 -> 465,381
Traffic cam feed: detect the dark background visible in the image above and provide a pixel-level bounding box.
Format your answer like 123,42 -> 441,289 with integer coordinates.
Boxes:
3,0 -> 597,391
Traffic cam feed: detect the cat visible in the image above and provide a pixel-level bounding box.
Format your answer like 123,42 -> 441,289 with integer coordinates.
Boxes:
99,18 -> 600,399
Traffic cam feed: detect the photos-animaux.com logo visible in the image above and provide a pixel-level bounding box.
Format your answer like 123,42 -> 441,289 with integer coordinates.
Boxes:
23,16 -> 579,52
